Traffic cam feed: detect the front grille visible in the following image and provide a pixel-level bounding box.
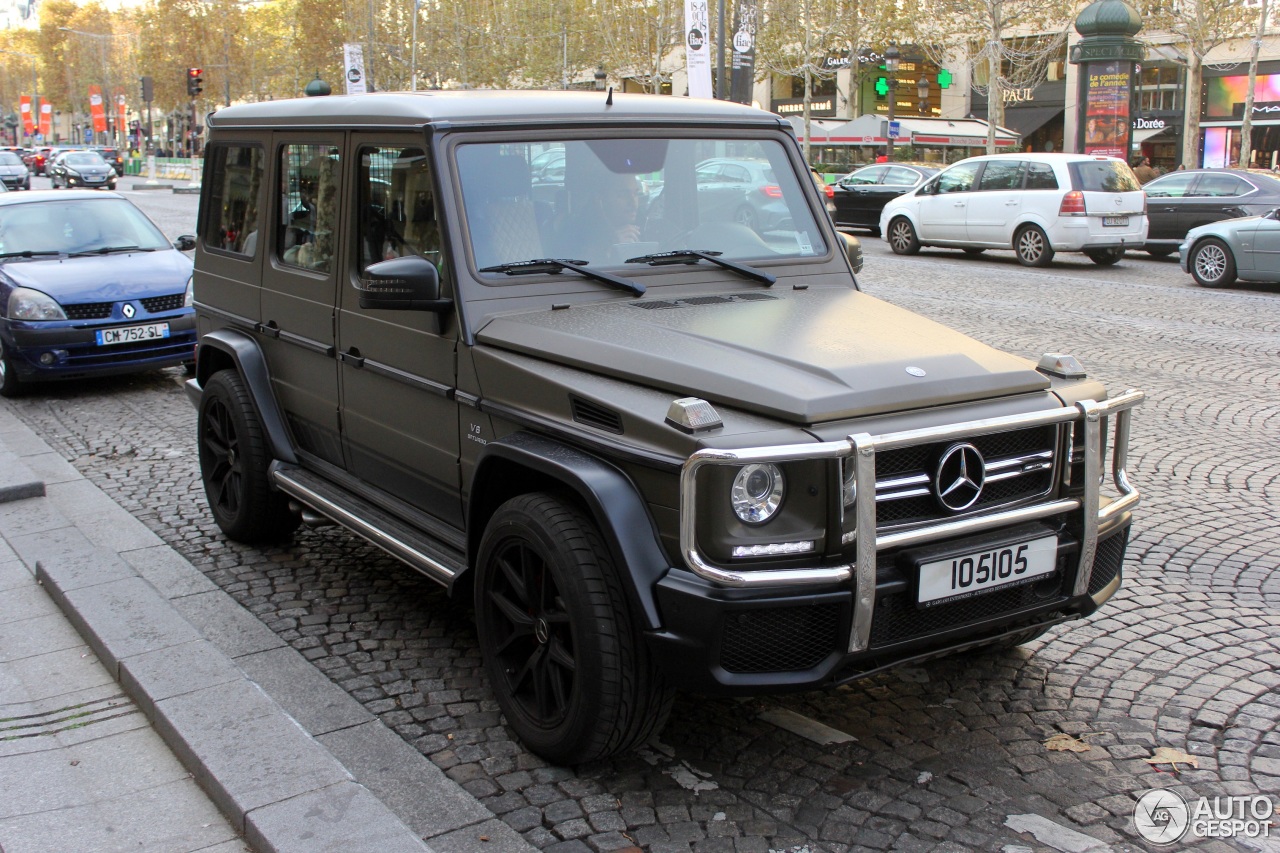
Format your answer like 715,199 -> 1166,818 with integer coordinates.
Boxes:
870,571 -> 1068,648
1087,528 -> 1128,595
873,425 -> 1057,529
720,604 -> 840,673
65,302 -> 113,320
141,293 -> 186,313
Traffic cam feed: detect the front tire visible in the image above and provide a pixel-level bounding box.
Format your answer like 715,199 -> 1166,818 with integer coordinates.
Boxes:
1014,225 -> 1054,267
197,369 -> 299,543
0,339 -> 26,398
887,217 -> 920,255
1085,247 -> 1124,266
475,493 -> 674,764
1190,238 -> 1236,288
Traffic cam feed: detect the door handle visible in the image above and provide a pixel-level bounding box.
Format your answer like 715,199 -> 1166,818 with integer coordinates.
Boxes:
339,349 -> 365,368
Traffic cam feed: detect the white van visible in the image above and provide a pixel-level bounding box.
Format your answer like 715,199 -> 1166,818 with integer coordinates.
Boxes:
880,153 -> 1149,267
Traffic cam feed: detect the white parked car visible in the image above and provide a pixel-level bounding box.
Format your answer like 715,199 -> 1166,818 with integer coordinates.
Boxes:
879,153 -> 1148,267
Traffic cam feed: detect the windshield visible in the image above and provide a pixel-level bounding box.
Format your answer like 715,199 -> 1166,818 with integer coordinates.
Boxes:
456,136 -> 827,276
0,198 -> 171,254
0,152 -> 21,166
65,152 -> 108,167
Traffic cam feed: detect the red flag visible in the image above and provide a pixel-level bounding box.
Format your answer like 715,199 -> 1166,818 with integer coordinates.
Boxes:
38,99 -> 51,138
19,95 -> 32,134
89,85 -> 107,133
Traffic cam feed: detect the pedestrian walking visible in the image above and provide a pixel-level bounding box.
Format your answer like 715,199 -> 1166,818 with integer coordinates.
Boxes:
1132,156 -> 1157,184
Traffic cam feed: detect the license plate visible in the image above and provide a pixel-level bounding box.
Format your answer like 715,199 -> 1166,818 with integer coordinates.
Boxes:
917,535 -> 1057,606
85,175 -> 104,182
95,323 -> 170,346
1102,215 -> 1128,227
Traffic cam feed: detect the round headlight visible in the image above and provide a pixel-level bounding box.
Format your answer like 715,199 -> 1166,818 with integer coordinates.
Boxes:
731,463 -> 785,524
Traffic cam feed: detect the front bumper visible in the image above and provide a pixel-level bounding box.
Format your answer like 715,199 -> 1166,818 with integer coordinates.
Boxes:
651,391 -> 1142,692
4,314 -> 196,381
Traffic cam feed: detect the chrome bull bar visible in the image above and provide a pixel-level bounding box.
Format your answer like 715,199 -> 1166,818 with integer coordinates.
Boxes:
678,390 -> 1144,652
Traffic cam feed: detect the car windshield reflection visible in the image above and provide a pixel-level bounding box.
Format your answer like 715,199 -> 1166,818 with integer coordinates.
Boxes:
0,198 -> 173,257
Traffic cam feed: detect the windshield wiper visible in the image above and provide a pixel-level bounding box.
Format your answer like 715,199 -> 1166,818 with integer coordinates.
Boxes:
623,249 -> 775,286
0,250 -> 61,259
479,258 -> 646,296
69,245 -> 155,257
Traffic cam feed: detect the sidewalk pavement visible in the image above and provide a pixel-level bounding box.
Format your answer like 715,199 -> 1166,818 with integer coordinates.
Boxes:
0,401 -> 539,853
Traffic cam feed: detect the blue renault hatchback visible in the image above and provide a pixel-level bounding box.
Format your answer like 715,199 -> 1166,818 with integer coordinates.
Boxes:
0,190 -> 196,396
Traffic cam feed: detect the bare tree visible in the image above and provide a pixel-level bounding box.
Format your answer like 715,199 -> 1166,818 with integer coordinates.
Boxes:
1143,0 -> 1253,167
918,0 -> 1073,153
599,0 -> 684,93
1238,0 -> 1274,167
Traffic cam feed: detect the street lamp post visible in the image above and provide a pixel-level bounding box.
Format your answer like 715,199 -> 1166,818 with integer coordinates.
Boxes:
917,75 -> 930,116
594,65 -> 607,91
410,0 -> 422,91
884,45 -> 900,162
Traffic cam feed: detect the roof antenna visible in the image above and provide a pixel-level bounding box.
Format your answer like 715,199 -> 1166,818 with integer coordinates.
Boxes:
606,86 -> 614,106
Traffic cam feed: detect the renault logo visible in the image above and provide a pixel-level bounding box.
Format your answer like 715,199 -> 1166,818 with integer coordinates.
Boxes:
122,303 -> 136,318
934,443 -> 986,512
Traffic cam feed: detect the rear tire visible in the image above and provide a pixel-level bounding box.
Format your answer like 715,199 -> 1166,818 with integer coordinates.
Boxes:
1085,247 -> 1124,266
887,217 -> 920,255
1014,225 -> 1054,267
962,247 -> 986,256
197,369 -> 299,543
1146,247 -> 1174,258
475,493 -> 674,764
1189,238 -> 1236,288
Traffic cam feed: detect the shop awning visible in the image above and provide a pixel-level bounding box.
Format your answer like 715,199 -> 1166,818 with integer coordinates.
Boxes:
1001,106 -> 1062,138
1131,126 -> 1174,147
786,114 -> 1020,147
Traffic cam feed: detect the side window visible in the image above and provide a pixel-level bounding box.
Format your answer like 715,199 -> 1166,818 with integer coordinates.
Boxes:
1024,161 -> 1059,190
204,144 -> 264,255
1143,173 -> 1196,198
357,146 -> 439,272
977,160 -> 1025,191
842,166 -> 884,186
278,144 -> 341,273
1193,174 -> 1249,198
883,167 -> 920,187
936,162 -> 980,194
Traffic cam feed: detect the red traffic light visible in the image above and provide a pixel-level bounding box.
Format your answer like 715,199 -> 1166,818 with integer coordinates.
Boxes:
188,67 -> 203,78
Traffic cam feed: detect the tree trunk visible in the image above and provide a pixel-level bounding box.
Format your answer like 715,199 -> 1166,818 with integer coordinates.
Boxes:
1239,0 -> 1268,167
988,79 -> 1003,154
1182,54 -> 1202,168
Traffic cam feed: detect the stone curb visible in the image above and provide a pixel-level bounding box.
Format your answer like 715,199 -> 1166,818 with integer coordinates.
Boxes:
0,407 -> 534,853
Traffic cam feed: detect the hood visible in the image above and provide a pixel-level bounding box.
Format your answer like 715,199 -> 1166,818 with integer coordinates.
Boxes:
1,250 -> 193,303
476,287 -> 1049,424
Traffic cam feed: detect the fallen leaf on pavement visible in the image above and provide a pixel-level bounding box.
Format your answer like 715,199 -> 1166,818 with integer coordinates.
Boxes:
1044,733 -> 1091,753
1145,747 -> 1199,772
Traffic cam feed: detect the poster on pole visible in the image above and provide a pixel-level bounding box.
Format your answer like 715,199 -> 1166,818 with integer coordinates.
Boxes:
89,85 -> 108,133
19,95 -> 32,134
684,0 -> 712,99
728,0 -> 758,105
38,99 -> 51,138
116,94 -> 127,141
1082,60 -> 1131,158
344,43 -> 368,95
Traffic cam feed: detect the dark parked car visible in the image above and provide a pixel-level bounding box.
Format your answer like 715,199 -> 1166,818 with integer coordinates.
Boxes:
92,146 -> 125,175
832,163 -> 938,234
0,150 -> 31,190
0,190 -> 196,396
48,150 -> 118,190
1143,168 -> 1280,256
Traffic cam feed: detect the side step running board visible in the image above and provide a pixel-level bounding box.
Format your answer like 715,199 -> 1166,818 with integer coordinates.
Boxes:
272,466 -> 466,588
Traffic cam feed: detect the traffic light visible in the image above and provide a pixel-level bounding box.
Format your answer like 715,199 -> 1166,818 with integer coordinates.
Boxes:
186,68 -> 203,97
141,75 -> 154,102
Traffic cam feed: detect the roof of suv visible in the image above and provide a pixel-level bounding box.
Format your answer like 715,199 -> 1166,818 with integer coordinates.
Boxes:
207,90 -> 789,130
952,152 -> 1125,165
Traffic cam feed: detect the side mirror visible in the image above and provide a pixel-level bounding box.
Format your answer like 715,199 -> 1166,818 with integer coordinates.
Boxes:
840,232 -> 864,275
174,234 -> 196,251
358,255 -> 451,312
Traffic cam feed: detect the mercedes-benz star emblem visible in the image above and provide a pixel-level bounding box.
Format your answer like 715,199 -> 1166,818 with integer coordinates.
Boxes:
934,443 -> 986,512
122,303 -> 136,319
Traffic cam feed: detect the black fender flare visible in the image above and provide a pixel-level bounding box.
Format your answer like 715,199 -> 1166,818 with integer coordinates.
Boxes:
468,432 -> 671,631
193,329 -> 296,465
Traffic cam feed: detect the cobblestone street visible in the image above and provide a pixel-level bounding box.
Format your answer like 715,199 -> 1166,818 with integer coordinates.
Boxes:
4,193 -> 1278,853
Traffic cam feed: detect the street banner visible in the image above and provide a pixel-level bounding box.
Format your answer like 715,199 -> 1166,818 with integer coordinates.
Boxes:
343,43 -> 368,95
728,0 -> 758,105
38,99 -> 51,138
684,0 -> 712,98
19,95 -> 32,134
116,94 -> 127,140
1082,60 -> 1131,158
89,85 -> 108,134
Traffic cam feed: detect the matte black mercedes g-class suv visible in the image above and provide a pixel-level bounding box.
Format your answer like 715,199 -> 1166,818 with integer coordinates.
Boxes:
188,90 -> 1142,764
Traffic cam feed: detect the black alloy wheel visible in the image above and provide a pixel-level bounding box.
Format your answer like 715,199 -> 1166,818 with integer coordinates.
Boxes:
475,493 -> 673,764
197,369 -> 298,543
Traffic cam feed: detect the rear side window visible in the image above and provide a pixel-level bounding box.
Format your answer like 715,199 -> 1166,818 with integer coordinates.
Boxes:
1024,161 -> 1058,190
1193,174 -> 1251,197
278,144 -> 341,273
1143,173 -> 1196,198
203,144 -> 265,256
1070,160 -> 1140,193
977,161 -> 1024,191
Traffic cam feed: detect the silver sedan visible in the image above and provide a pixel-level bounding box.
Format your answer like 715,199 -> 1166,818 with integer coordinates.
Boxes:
1180,208 -> 1280,287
